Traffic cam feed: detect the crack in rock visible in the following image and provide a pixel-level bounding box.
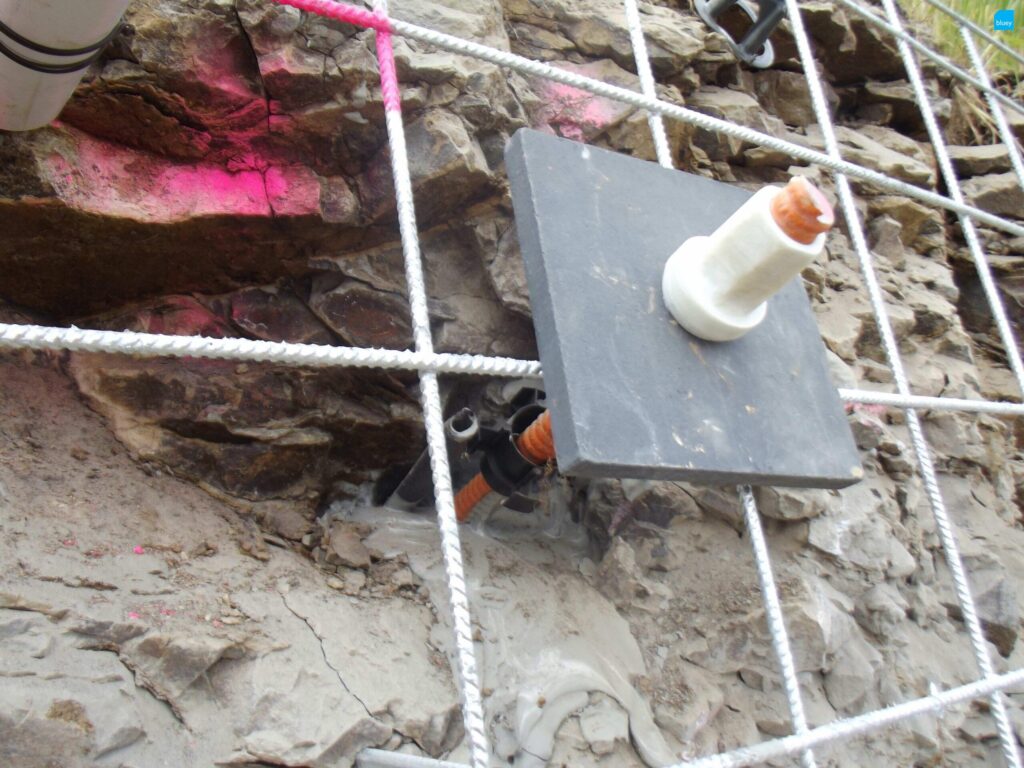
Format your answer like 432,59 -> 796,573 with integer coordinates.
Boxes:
278,589 -> 376,720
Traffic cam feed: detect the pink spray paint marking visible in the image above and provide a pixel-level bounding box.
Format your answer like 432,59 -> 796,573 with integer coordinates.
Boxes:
534,80 -> 622,142
43,136 -> 318,222
133,545 -> 145,555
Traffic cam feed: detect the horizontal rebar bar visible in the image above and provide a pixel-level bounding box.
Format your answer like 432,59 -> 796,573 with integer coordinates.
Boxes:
676,669 -> 1024,767
0,322 -> 543,378
381,11 -> 1024,238
6,323 -> 1024,416
357,750 -> 470,768
354,669 -> 1024,768
839,388 -> 1024,415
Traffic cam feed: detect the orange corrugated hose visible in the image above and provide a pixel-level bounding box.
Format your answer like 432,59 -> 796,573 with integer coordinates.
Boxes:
453,473 -> 493,523
517,409 -> 554,464
454,410 -> 554,522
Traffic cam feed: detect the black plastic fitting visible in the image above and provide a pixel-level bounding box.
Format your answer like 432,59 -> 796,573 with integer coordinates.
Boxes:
479,432 -> 537,497
388,408 -> 479,509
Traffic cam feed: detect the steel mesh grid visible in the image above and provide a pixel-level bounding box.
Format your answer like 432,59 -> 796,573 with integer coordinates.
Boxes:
2,0 -> 1023,766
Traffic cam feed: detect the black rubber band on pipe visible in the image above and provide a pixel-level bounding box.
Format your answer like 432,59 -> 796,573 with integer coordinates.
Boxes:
0,18 -> 123,74
0,17 -> 124,57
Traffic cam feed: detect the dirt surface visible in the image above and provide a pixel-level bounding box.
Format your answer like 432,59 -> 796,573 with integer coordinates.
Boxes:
0,352 -> 461,767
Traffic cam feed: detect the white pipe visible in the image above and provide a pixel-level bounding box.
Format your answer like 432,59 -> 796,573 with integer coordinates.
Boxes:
0,0 -> 132,131
662,184 -> 827,342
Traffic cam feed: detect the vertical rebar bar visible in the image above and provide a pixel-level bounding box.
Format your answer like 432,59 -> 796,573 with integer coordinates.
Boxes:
740,487 -> 818,768
372,2 -> 490,765
623,0 -> 673,168
622,4 -> 817,764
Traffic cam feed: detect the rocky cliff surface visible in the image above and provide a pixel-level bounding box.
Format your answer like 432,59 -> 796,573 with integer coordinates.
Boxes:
1,0 -> 1024,766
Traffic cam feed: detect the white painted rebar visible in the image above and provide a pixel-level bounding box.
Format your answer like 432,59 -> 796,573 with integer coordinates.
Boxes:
960,25 -> 1024,193
878,0 -> 1024,398
622,6 -> 817,759
785,1 -> 1022,766
369,9 -> 1024,238
832,0 -> 1024,121
622,0 -> 673,168
675,669 -> 1024,768
372,0 -> 489,763
357,750 -> 469,768
919,0 -> 1024,70
839,388 -> 1024,416
740,487 -> 817,768
9,321 -> 1024,416
0,322 -> 542,378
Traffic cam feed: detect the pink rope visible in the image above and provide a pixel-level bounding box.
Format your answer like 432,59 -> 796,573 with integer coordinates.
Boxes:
270,0 -> 390,32
374,26 -> 402,113
270,0 -> 402,113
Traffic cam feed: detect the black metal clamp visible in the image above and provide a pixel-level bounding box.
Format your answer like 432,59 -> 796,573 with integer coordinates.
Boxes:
694,0 -> 786,69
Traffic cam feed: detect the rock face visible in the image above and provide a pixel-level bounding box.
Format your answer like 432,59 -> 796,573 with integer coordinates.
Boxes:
68,352 -> 423,503
963,172 -> 1024,218
0,358 -> 454,767
1,0 -> 1024,767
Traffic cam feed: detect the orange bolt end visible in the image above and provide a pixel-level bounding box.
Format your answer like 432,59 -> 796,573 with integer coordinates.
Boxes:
770,176 -> 834,245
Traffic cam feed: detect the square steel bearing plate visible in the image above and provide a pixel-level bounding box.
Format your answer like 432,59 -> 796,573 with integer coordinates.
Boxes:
506,129 -> 862,489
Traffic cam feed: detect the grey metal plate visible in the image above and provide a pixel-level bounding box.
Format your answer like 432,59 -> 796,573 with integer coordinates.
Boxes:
506,129 -> 862,489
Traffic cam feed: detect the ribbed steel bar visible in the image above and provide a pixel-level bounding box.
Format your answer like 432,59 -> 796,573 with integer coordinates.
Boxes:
372,1 -> 490,763
271,0 -> 1024,238
380,10 -> 1024,238
0,322 -> 543,378
621,6 -> 818,762
357,751 -> 469,768
622,0 -> 673,168
839,388 -> 1024,415
740,487 -> 818,768
675,670 -> 1024,768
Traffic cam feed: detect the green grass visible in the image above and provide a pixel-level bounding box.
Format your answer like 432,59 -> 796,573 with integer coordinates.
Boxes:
902,0 -> 1024,77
